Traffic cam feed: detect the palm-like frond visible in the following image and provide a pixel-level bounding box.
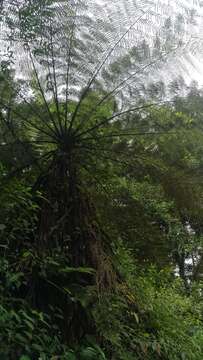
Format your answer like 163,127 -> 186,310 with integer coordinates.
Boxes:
0,0 -> 202,178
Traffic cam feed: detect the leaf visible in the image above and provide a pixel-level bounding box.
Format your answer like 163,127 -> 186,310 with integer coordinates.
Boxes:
23,319 -> 34,331
131,312 -> 139,323
140,342 -> 148,355
32,343 -> 43,352
63,287 -> 72,295
15,333 -> 28,344
21,311 -> 35,324
181,353 -> 187,360
92,345 -> 106,359
19,356 -> 31,360
22,251 -> 34,259
0,224 -> 6,231
79,347 -> 97,359
63,351 -> 77,360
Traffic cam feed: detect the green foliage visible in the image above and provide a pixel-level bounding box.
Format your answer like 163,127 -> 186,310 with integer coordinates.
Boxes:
1,87 -> 203,359
0,1 -> 203,358
0,256 -> 106,360
0,258 -> 63,359
92,245 -> 203,360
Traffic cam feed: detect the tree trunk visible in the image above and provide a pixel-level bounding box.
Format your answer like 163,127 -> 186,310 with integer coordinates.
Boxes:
33,151 -> 116,342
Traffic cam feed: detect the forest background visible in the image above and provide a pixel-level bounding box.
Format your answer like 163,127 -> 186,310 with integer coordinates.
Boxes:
0,1 -> 203,359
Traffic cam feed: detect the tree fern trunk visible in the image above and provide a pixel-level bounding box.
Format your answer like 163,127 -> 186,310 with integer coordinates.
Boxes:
37,150 -> 115,283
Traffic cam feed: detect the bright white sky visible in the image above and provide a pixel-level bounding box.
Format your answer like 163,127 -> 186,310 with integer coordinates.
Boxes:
1,0 -> 203,87
95,0 -> 203,85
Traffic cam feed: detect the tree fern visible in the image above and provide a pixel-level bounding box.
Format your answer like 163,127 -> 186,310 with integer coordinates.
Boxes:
0,0 -> 203,345
0,0 -> 201,253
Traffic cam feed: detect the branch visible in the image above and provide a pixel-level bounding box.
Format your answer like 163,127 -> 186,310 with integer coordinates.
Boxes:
74,47 -> 179,135
0,100 -> 56,139
68,6 -> 152,133
65,6 -> 78,130
18,90 -> 59,139
76,100 -> 174,139
27,44 -> 61,137
0,73 -> 58,138
81,130 -> 175,142
49,24 -> 62,132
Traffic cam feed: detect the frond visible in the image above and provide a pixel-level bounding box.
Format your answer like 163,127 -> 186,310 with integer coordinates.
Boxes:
0,0 -> 202,168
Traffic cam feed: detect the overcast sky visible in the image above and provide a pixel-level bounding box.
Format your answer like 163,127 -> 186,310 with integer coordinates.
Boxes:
1,0 -> 203,87
94,0 -> 203,85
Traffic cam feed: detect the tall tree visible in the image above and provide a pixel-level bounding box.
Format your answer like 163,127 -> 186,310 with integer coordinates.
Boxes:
0,0 -> 203,346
